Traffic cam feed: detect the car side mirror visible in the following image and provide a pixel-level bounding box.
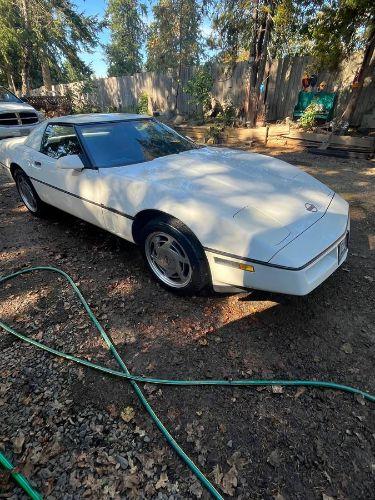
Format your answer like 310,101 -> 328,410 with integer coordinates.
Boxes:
56,154 -> 84,171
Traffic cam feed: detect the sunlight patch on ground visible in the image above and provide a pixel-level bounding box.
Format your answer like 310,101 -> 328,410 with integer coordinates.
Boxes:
362,167 -> 375,177
368,234 -> 375,251
0,248 -> 28,263
10,205 -> 27,214
0,284 -> 53,325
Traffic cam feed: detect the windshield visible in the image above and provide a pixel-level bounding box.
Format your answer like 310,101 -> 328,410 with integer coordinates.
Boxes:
78,119 -> 199,168
0,86 -> 22,103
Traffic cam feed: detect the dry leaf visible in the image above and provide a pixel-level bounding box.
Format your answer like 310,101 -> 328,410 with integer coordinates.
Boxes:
227,451 -> 248,470
198,338 -> 208,346
221,466 -> 238,496
341,343 -> 353,354
107,403 -> 118,417
14,431 -> 25,454
274,494 -> 285,500
272,385 -> 284,394
155,472 -> 168,490
189,478 -> 204,498
294,387 -> 306,399
121,406 -> 135,422
355,394 -> 365,406
212,464 -> 223,484
268,449 -> 281,467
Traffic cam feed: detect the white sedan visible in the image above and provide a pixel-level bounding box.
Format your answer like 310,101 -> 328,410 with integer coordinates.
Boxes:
0,113 -> 350,295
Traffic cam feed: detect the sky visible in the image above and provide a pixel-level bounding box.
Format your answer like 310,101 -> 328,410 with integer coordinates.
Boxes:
75,0 -> 110,78
75,0 -> 213,78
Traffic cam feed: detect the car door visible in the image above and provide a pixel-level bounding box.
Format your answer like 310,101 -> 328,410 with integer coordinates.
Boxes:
27,123 -> 105,228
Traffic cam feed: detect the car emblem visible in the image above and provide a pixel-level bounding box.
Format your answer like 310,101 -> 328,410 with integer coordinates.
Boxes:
305,202 -> 318,212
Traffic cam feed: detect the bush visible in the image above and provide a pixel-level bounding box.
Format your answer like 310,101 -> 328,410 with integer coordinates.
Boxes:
65,79 -> 100,114
216,97 -> 236,126
137,93 -> 149,115
299,101 -> 323,130
184,67 -> 214,116
204,123 -> 225,144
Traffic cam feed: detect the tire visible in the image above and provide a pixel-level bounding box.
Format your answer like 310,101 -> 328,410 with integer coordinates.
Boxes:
138,215 -> 211,295
14,169 -> 46,216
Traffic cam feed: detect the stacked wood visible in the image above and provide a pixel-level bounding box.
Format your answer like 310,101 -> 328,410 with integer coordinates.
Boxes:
282,131 -> 375,154
175,123 -> 291,146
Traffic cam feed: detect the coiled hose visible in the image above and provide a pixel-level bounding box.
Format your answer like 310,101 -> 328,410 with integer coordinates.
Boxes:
1,266 -> 374,500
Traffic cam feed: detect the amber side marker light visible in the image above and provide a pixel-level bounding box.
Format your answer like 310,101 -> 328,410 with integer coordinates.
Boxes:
239,263 -> 255,272
214,257 -> 255,272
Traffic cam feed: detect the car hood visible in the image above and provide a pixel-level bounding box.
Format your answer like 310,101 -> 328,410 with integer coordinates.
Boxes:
138,147 -> 334,243
0,101 -> 36,113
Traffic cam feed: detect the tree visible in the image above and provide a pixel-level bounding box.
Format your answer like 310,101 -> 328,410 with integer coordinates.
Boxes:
146,0 -> 202,71
105,0 -> 146,77
146,0 -> 203,111
61,60 -> 93,84
0,0 -> 21,91
0,0 -> 99,93
211,0 -> 277,126
307,0 -> 375,125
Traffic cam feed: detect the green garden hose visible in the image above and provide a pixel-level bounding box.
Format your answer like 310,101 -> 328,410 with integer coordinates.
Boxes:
0,452 -> 42,500
0,266 -> 374,499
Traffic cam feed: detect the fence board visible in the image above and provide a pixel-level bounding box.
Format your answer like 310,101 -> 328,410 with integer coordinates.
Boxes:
31,54 -> 374,127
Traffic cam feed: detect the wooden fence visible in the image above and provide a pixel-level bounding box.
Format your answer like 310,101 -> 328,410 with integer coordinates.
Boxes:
31,55 -> 374,127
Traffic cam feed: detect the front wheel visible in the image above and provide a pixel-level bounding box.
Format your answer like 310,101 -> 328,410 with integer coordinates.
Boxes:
139,216 -> 211,295
14,169 -> 46,216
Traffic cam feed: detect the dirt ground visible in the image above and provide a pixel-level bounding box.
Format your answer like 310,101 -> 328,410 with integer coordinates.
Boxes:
0,141 -> 374,499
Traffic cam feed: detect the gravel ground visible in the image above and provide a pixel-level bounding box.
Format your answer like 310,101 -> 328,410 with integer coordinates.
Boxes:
0,142 -> 374,499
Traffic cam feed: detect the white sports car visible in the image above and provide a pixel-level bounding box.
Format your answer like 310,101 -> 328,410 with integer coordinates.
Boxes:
0,113 -> 350,295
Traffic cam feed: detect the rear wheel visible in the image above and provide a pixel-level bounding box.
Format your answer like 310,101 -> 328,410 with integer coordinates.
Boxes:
139,216 -> 210,295
14,169 -> 46,216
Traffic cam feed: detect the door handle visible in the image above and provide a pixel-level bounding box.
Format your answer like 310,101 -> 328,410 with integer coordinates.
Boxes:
34,161 -> 41,167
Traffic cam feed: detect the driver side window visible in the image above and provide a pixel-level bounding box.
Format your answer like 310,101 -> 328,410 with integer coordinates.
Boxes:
40,124 -> 82,159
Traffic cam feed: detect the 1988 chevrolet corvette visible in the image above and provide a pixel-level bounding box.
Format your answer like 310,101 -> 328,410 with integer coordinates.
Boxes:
0,113 -> 350,295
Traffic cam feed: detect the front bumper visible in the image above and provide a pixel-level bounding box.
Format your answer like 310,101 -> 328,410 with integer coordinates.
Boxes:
207,230 -> 349,295
0,123 -> 38,139
207,202 -> 350,295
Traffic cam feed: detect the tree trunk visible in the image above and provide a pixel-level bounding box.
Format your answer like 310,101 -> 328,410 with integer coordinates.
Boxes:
244,0 -> 259,123
6,71 -> 16,93
21,65 -> 31,95
2,56 -> 16,92
253,13 -> 272,125
341,26 -> 375,126
40,55 -> 53,92
245,2 -> 273,127
174,0 -> 184,114
20,0 -> 32,95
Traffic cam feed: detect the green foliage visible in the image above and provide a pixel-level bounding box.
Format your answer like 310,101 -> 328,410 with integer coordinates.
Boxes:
65,79 -> 100,114
0,0 -> 22,88
272,0 -> 312,57
216,97 -> 236,126
61,60 -> 93,84
308,0 -> 375,70
105,0 -> 146,77
209,0 -> 252,64
146,0 -> 202,72
204,123 -> 224,144
0,0 -> 99,92
299,101 -> 322,129
184,67 -> 213,108
137,92 -> 149,114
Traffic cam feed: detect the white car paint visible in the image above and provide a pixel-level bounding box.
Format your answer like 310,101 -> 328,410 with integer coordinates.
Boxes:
0,113 -> 350,295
